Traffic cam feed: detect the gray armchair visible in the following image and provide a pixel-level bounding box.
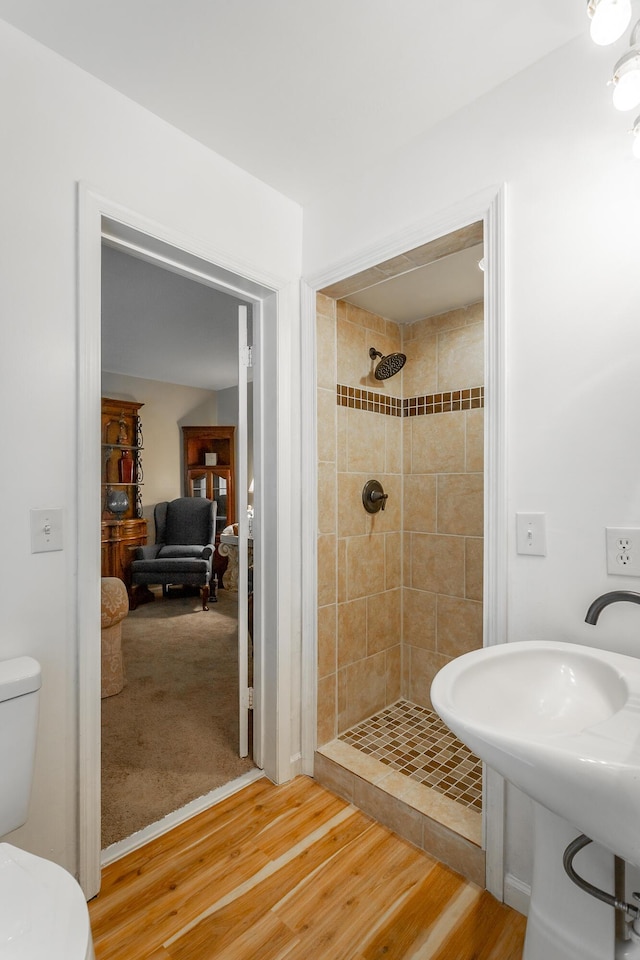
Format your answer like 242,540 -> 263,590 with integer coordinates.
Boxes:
130,497 -> 217,611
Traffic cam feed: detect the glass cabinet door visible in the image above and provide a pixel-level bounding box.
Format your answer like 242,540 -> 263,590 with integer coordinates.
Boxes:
186,467 -> 232,535
189,472 -> 209,498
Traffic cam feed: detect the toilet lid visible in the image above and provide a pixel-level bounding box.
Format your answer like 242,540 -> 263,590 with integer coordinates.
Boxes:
0,843 -> 90,959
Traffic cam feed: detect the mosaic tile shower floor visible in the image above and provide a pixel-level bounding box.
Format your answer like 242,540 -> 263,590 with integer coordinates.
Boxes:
339,699 -> 482,812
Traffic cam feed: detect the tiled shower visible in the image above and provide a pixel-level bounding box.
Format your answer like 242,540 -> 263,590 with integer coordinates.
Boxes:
315,288 -> 485,878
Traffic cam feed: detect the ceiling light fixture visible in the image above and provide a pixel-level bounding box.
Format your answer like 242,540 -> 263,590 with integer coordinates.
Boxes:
588,0 -> 632,45
611,25 -> 640,110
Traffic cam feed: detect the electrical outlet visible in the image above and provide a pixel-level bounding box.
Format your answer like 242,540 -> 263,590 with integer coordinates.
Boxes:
606,527 -> 640,577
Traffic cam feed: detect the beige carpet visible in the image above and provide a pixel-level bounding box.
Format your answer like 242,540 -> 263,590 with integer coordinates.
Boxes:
101,586 -> 255,848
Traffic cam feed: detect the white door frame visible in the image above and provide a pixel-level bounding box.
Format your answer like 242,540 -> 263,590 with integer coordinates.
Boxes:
237,304 -> 250,758
77,183 -> 301,897
300,184 -> 508,900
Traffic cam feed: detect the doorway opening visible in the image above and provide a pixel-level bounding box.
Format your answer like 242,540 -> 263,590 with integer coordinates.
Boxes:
99,243 -> 256,851
77,186 -> 286,898
303,186 -> 506,898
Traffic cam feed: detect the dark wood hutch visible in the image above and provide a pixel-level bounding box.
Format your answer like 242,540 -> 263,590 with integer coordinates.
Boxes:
101,397 -> 148,601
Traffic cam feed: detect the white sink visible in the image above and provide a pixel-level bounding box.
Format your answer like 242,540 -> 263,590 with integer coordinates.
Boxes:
430,640 -> 640,866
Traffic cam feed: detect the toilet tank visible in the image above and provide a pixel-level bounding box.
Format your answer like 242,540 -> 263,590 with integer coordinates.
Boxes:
0,657 -> 41,837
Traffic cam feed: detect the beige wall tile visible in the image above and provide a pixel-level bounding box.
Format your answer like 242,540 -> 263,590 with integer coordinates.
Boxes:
346,533 -> 385,600
353,778 -> 423,849
421,817 -> 485,886
315,293 -> 336,320
465,537 -> 483,601
404,474 -> 437,532
318,460 -> 336,536
403,333 -> 437,398
437,596 -> 483,657
411,412 -> 465,474
411,307 -> 468,338
313,752 -> 355,803
317,387 -> 336,464
347,408 -> 386,473
403,418 -> 412,475
338,472 -> 368,538
462,301 -> 484,326
345,301 -> 387,335
410,533 -> 465,597
403,531 -> 413,588
337,537 -> 347,603
465,408 -> 484,473
437,474 -> 484,536
337,315 -> 368,387
318,287 -> 484,736
343,651 -> 387,729
406,646 -> 451,709
317,534 -> 337,606
438,322 -> 484,391
337,406 -> 348,472
367,588 -> 401,654
337,666 -> 348,732
316,673 -> 336,746
338,598 -> 367,667
386,644 -> 402,702
317,603 -> 336,679
316,310 -> 336,390
384,417 -> 402,475
402,587 -> 437,649
385,531 -> 402,590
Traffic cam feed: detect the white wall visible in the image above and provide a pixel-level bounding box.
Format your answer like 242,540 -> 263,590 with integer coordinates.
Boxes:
304,35 -> 640,892
0,19 -> 301,875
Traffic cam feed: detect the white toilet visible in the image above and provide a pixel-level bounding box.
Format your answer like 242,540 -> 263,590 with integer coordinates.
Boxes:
0,656 -> 95,959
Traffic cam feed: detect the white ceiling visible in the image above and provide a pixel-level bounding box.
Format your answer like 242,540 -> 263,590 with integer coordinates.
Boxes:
0,0 -> 585,206
7,1 -> 585,388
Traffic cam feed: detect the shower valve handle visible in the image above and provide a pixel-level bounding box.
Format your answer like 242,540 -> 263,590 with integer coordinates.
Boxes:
362,479 -> 388,514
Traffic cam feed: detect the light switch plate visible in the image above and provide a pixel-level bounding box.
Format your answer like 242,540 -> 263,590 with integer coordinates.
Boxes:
516,512 -> 547,556
30,508 -> 63,553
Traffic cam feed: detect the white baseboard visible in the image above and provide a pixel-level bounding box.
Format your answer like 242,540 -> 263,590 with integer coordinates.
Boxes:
504,872 -> 531,917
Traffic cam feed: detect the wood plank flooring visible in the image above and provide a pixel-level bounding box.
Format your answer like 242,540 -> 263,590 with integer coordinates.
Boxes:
89,775 -> 525,960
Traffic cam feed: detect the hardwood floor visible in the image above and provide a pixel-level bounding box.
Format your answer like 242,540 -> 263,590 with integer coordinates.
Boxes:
89,775 -> 525,960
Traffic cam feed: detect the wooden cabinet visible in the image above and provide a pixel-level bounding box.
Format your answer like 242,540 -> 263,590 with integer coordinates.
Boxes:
101,397 -> 144,521
182,426 -> 235,537
101,517 -> 148,594
101,398 -> 148,599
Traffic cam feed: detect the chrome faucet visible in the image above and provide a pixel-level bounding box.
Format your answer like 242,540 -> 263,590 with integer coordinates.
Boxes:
585,590 -> 640,624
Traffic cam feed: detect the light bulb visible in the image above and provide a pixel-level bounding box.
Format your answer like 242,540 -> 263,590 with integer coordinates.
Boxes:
612,52 -> 640,110
589,0 -> 632,45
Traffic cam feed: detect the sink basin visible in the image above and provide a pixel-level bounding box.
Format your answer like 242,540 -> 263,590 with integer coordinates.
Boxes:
446,645 -> 627,736
431,640 -> 640,866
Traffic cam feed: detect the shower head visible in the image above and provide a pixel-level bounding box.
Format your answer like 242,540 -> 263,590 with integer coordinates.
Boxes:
369,346 -> 406,381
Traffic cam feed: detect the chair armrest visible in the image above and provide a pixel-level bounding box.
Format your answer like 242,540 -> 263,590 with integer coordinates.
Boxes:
202,545 -> 213,560
133,544 -> 162,560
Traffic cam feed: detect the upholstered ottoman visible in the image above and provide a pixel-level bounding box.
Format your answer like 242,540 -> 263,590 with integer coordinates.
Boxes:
101,577 -> 129,698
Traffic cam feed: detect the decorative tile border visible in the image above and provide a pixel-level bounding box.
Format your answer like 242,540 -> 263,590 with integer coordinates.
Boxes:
405,386 -> 484,416
336,384 -> 484,418
336,384 -> 403,416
